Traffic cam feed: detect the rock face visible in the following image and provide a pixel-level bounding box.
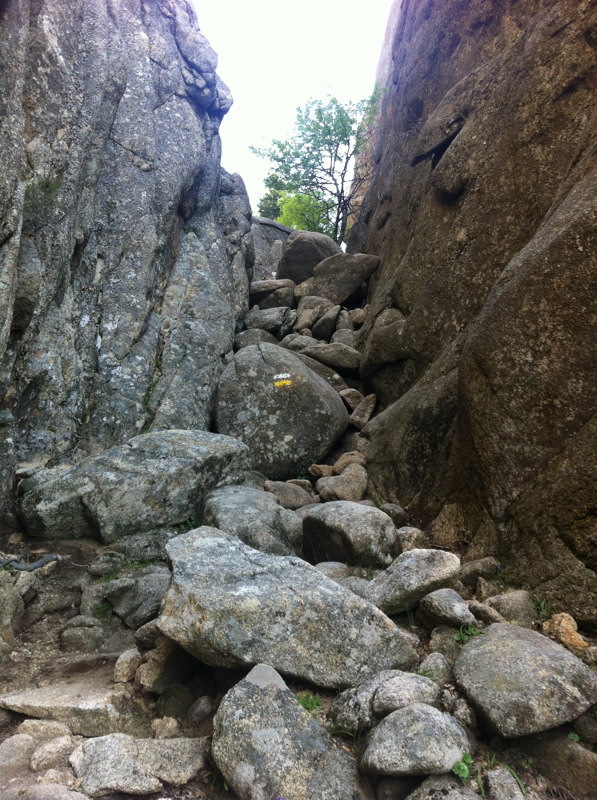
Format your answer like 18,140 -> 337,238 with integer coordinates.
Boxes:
0,0 -> 253,521
214,343 -> 348,479
157,528 -> 418,688
353,0 -> 597,619
17,429 -> 248,542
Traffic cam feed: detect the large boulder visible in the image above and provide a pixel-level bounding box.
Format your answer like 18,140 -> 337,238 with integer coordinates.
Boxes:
17,430 -> 248,542
454,623 -> 597,737
276,230 -> 341,283
212,664 -> 375,800
251,217 -> 293,280
202,484 -> 302,555
353,0 -> 597,619
214,343 -> 348,479
302,501 -> 400,567
294,252 -> 380,304
157,528 -> 419,688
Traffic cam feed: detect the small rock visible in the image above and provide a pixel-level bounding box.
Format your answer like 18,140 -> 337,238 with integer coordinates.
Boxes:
459,557 -> 500,587
212,664 -> 374,800
349,394 -> 377,429
157,683 -> 193,718
418,589 -> 477,628
17,720 -> 71,741
263,479 -> 314,510
332,450 -> 367,473
0,734 -> 36,783
114,648 -> 143,683
350,307 -> 367,327
454,623 -> 597,737
543,612 -> 589,652
332,328 -> 357,347
186,695 -> 213,728
402,774 -> 479,799
312,304 -> 341,340
467,599 -> 505,625
151,717 -> 180,739
418,652 -> 453,686
88,552 -> 126,577
135,639 -> 197,696
368,549 -> 461,614
573,706 -> 597,744
233,328 -> 279,350
429,626 -> 462,662
517,731 -> 597,800
296,352 -> 349,390
360,703 -> 469,776
30,736 -> 74,772
316,463 -> 368,502
376,776 -> 419,800
245,306 -> 297,338
371,673 -> 441,717
485,767 -> 525,800
331,670 -> 409,732
485,590 -> 536,628
339,388 -> 365,410
314,561 -> 351,581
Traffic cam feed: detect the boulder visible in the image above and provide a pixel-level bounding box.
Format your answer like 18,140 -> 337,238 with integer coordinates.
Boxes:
18,430 -> 248,542
277,230 -> 341,283
368,549 -> 461,614
214,343 -> 348,479
249,278 -> 296,308
316,464 -> 369,503
302,501 -> 400,567
263,479 -> 314,510
418,589 -> 477,629
312,304 -> 341,340
101,566 -> 171,628
212,664 -> 375,800
484,590 -> 536,628
294,253 -> 380,304
371,673 -> 441,717
157,528 -> 418,688
301,342 -> 362,371
402,775 -> 479,799
202,484 -> 302,555
331,670 -> 406,732
233,328 -> 279,350
360,703 -> 469,776
251,217 -> 293,280
70,734 -> 206,797
454,624 -> 597,736
296,353 -> 349,391
245,306 -> 298,338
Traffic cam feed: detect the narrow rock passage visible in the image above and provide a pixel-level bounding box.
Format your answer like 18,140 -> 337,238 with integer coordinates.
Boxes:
0,230 -> 596,800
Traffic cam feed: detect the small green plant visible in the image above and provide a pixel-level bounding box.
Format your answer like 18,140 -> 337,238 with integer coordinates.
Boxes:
454,624 -> 482,644
452,752 -> 473,783
503,764 -> 526,794
297,691 -> 321,712
327,725 -> 355,738
172,512 -> 197,532
532,596 -> 554,619
417,668 -> 432,678
406,608 -> 416,628
296,467 -> 312,481
94,599 -> 112,620
522,757 -> 534,767
568,731 -> 580,742
591,705 -> 597,719
22,175 -> 62,233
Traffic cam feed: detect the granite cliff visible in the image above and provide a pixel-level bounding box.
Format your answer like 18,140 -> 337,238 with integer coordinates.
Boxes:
0,0 -> 252,521
352,0 -> 597,622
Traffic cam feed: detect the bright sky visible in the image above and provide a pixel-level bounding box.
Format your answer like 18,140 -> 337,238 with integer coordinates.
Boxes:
192,0 -> 395,211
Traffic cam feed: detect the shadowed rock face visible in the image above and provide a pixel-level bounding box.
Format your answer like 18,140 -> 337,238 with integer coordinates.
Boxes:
352,0 -> 597,620
0,0 -> 253,520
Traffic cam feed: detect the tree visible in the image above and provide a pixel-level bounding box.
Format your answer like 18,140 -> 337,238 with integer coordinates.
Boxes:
252,93 -> 379,244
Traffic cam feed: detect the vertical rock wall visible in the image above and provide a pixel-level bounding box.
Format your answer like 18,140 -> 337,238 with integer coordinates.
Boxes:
0,0 -> 253,520
352,0 -> 597,620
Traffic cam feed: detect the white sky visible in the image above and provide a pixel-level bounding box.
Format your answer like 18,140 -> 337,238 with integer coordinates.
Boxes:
192,0 -> 394,211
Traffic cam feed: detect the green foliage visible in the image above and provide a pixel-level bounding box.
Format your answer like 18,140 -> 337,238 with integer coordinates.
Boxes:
172,512 -> 197,532
94,600 -> 112,620
452,752 -> 473,782
252,91 -> 382,243
504,764 -> 527,794
297,691 -> 321,712
22,175 -> 62,234
568,731 -> 580,742
98,557 -> 155,582
532,596 -> 554,619
454,624 -> 482,644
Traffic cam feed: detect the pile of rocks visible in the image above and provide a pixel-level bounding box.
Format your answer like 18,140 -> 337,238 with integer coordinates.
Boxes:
0,229 -> 596,800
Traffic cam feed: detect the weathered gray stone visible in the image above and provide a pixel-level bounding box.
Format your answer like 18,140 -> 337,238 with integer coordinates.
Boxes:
517,731 -> 597,800
485,590 -> 536,628
60,616 -> 104,653
396,526 -> 429,552
371,673 -> 441,717
202,484 -> 302,555
101,566 -> 171,628
0,735 -> 36,787
233,328 -> 279,350
402,775 -> 479,799
294,253 -> 380,304
18,430 -> 248,542
312,304 -> 341,340
301,342 -> 362,371
0,0 -> 252,515
368,549 -> 461,614
332,328 -> 358,347
277,230 -> 341,283
485,767 -> 525,800
30,736 -> 74,772
263,479 -> 314,510
296,353 -> 349,391
0,573 -> 25,647
245,306 -> 297,338
70,734 -> 206,796
157,528 -> 418,688
331,670 -> 407,732
418,652 -> 453,686
316,464 -> 369,503
349,394 -> 377,430
215,343 -> 348,479
249,278 -> 296,308
303,502 -> 399,567
0,787 -> 89,800
454,624 -> 597,736
251,217 -> 293,280
360,703 -> 469,776
280,333 -> 317,352
212,664 -> 374,800
418,589 -> 477,629
459,557 -> 500,587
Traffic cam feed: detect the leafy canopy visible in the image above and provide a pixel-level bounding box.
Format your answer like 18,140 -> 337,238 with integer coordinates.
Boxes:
251,93 -> 380,244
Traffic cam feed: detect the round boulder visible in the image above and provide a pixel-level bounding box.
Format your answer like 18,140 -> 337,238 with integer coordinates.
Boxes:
276,230 -> 341,284
214,343 -> 348,479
